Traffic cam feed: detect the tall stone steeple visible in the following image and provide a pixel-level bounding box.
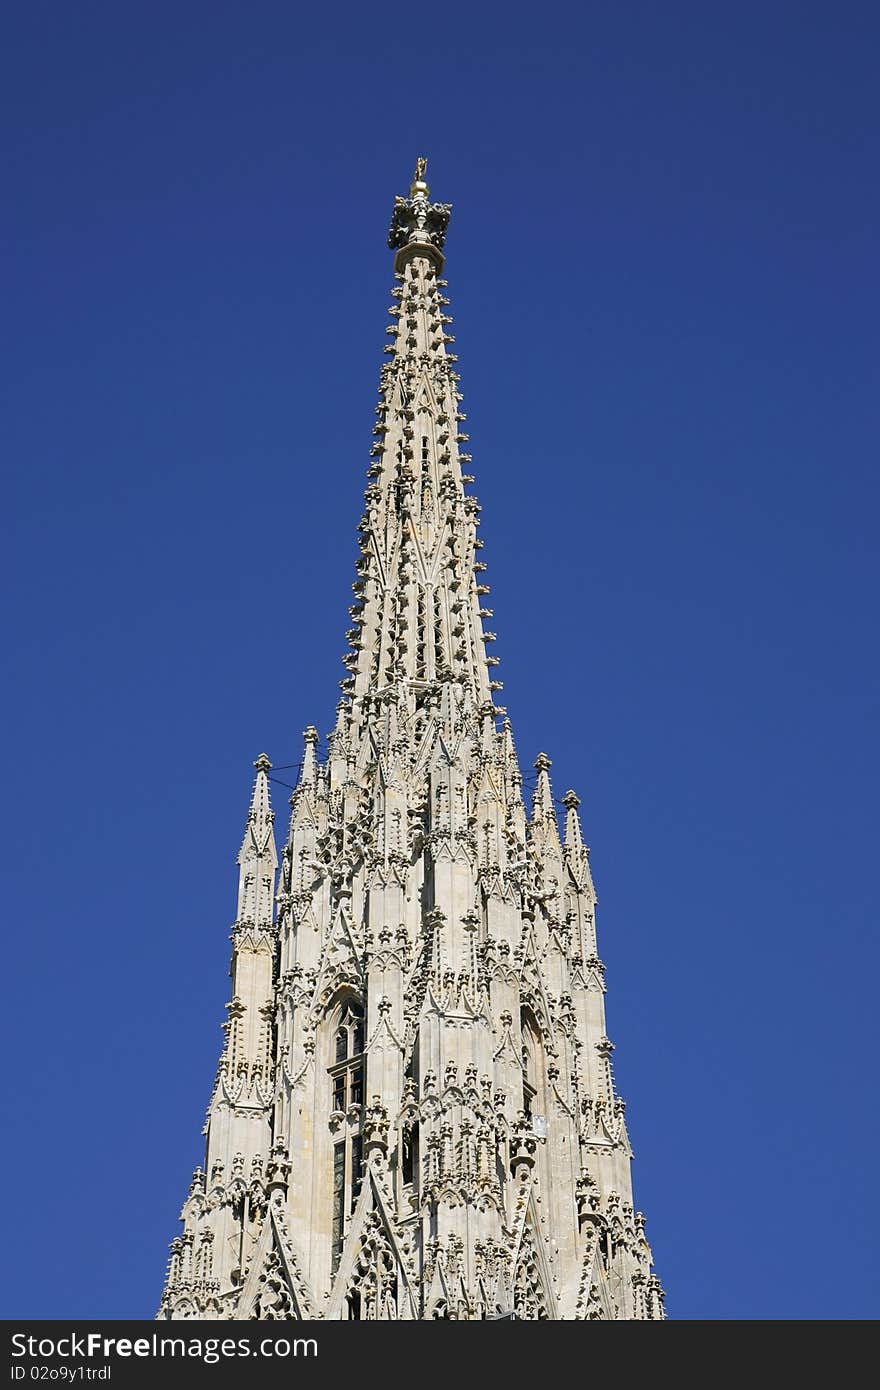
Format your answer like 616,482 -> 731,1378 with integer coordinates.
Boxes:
158,161 -> 664,1321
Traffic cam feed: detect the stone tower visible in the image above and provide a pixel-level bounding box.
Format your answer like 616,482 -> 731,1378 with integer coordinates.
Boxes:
158,162 -> 665,1321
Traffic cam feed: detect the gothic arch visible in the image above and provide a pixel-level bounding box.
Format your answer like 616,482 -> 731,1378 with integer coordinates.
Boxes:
318,988 -> 366,1093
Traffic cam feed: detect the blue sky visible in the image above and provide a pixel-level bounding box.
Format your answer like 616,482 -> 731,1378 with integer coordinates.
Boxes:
2,2 -> 877,1320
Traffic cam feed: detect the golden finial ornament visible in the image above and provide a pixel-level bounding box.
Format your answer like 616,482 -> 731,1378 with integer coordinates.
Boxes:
388,156 -> 450,261
410,155 -> 429,198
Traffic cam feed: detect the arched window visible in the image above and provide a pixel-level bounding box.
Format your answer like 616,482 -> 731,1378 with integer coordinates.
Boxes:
331,1001 -> 365,1109
329,998 -> 365,1275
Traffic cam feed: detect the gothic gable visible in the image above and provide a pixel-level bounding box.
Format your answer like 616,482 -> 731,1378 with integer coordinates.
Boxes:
326,1167 -> 419,1320
236,1204 -> 316,1321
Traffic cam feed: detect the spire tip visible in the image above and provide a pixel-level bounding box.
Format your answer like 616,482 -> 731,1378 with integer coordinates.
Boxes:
410,155 -> 429,198
389,157 -> 450,263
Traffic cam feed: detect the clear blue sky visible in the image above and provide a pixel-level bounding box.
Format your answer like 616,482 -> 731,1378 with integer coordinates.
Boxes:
2,2 -> 877,1320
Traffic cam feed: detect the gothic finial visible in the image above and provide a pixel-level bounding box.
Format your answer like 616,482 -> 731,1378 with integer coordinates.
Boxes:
245,754 -> 274,823
411,155 -> 429,197
388,160 -> 451,268
531,751 -> 560,843
236,753 -> 278,927
300,725 -> 319,787
564,789 -> 585,853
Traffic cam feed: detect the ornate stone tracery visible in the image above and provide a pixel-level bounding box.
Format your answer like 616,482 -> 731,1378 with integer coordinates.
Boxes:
252,1253 -> 296,1321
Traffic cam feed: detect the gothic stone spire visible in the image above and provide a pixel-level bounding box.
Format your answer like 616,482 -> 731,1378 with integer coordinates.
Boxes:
343,160 -> 495,727
236,753 -> 278,928
158,164 -> 663,1322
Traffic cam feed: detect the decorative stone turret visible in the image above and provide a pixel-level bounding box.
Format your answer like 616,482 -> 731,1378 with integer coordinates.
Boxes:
158,162 -> 664,1322
388,157 -> 452,273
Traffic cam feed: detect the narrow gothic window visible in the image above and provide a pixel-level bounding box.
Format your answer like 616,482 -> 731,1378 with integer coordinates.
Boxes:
330,1001 -> 365,1110
328,999 -> 365,1274
350,1134 -> 363,1211
401,1043 -> 420,1192
521,1011 -> 540,1121
522,1046 -> 535,1118
331,1142 -> 345,1274
402,1122 -> 419,1187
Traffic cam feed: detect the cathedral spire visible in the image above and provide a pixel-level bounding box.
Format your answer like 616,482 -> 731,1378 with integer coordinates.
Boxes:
159,167 -> 663,1322
345,162 -> 495,723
